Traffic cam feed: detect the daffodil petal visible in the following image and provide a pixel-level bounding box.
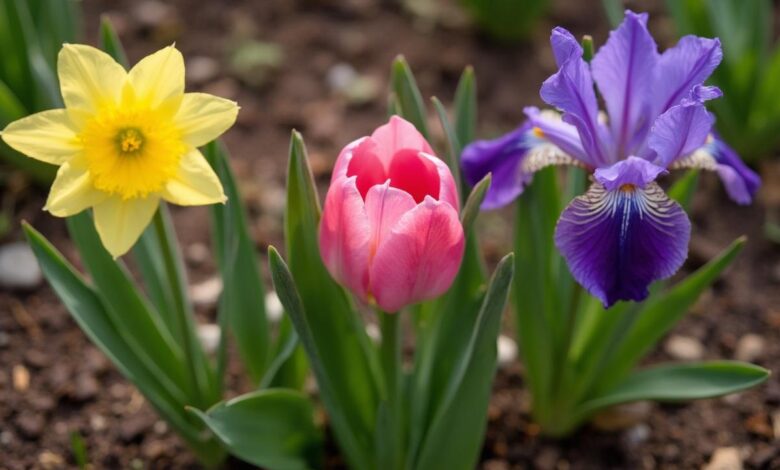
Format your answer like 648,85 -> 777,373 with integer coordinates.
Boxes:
58,44 -> 126,114
94,195 -> 160,258
127,45 -> 185,110
175,93 -> 239,147
162,149 -> 226,206
45,160 -> 106,216
1,109 -> 80,165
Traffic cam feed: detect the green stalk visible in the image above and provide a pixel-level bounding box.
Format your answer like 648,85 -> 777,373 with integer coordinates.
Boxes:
379,310 -> 403,470
152,207 -> 203,407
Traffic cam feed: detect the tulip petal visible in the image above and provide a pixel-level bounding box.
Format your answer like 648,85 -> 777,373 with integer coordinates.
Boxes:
1,109 -> 80,165
45,158 -> 106,216
346,138 -> 387,199
58,44 -> 126,114
555,182 -> 690,308
175,93 -> 239,147
370,115 -> 434,168
127,45 -> 185,110
162,149 -> 226,206
94,195 -> 160,258
319,177 -> 372,300
364,182 -> 417,252
370,197 -> 464,312
422,153 -> 460,211
387,149 -> 440,204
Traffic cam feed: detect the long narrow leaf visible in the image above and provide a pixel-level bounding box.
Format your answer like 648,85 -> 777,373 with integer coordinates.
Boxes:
390,56 -> 430,139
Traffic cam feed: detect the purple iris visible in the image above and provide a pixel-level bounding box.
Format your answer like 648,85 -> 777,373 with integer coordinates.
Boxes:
461,11 -> 761,308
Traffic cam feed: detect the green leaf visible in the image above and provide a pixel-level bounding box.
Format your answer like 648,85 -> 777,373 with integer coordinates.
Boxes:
431,96 -> 463,197
281,131 -> 380,469
188,389 -> 321,470
459,174 -> 490,232
577,361 -> 769,418
414,254 -> 514,470
390,56 -> 430,139
0,78 -> 26,123
98,15 -> 128,67
667,169 -> 700,211
601,0 -> 623,27
460,0 -> 548,42
69,431 -> 88,470
204,141 -> 270,384
596,237 -> 746,393
66,213 -> 191,403
453,66 -> 476,150
22,223 -> 225,466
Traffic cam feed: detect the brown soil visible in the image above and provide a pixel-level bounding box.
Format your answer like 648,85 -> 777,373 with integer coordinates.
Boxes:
1,0 -> 778,468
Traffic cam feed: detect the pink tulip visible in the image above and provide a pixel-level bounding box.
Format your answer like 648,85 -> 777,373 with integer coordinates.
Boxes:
319,116 -> 465,312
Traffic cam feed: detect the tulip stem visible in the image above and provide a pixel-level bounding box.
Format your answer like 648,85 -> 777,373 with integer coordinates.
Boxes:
379,310 -> 403,468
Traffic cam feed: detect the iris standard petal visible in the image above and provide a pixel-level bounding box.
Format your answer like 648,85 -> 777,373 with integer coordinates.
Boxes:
647,100 -> 713,167
127,45 -> 185,110
319,176 -> 372,301
369,197 -> 464,312
654,36 -> 722,114
93,195 -> 160,258
57,44 -> 126,115
45,159 -> 107,216
540,46 -> 610,167
1,109 -> 80,165
162,149 -> 226,205
175,93 -> 239,147
555,182 -> 690,307
550,27 -> 583,67
591,10 -> 658,155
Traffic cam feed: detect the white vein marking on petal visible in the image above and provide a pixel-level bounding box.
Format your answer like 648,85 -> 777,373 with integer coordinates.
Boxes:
670,148 -> 718,171
520,143 -> 583,175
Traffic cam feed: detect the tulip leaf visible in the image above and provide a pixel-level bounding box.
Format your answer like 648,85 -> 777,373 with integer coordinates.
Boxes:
596,237 -> 746,393
460,174 -> 491,232
205,141 -> 270,385
454,66 -> 476,151
414,254 -> 514,470
22,223 -> 225,466
188,389 -> 321,470
577,361 -> 769,418
390,56 -> 430,139
281,132 -> 380,470
431,96 -> 464,196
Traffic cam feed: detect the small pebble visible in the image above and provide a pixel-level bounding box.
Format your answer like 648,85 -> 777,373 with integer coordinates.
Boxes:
734,334 -> 765,362
497,334 -> 518,366
12,364 -> 30,392
119,415 -> 152,443
132,0 -> 171,27
71,373 -> 100,401
625,423 -> 651,446
90,414 -> 107,432
38,451 -> 64,469
0,331 -> 10,348
153,420 -> 168,435
0,242 -> 42,289
665,335 -> 704,360
704,447 -> 742,470
593,401 -> 652,431
185,242 -> 210,265
197,323 -> 221,354
189,276 -> 222,306
326,63 -> 358,92
187,56 -> 220,85
773,410 -> 780,439
265,291 -> 283,323
16,413 -> 45,439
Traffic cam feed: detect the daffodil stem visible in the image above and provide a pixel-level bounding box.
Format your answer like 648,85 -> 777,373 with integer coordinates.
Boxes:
379,310 -> 404,469
152,207 -> 203,406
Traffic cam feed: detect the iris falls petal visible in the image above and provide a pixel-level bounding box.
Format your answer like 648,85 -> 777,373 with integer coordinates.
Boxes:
555,182 -> 690,307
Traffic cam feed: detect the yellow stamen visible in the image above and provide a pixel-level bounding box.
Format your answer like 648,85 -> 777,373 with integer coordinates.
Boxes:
117,128 -> 144,154
620,183 -> 636,193
532,126 -> 545,138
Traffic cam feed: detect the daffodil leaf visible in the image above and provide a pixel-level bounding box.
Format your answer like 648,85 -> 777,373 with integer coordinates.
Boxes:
98,15 -> 128,67
22,222 -> 225,467
204,141 -> 270,385
188,389 -> 322,470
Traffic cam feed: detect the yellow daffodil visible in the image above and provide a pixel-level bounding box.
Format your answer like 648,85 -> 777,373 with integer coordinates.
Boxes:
1,44 -> 238,257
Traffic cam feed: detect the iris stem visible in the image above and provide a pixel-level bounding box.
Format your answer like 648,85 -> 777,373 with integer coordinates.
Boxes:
379,310 -> 403,469
152,207 -> 203,407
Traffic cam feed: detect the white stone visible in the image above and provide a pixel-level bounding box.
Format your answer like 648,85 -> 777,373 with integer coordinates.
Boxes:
734,334 -> 765,362
189,276 -> 222,307
187,56 -> 220,85
326,63 -> 358,92
665,335 -> 704,361
497,334 -> 518,366
197,324 -> 221,354
265,291 -> 284,323
704,447 -> 742,470
0,242 -> 42,289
